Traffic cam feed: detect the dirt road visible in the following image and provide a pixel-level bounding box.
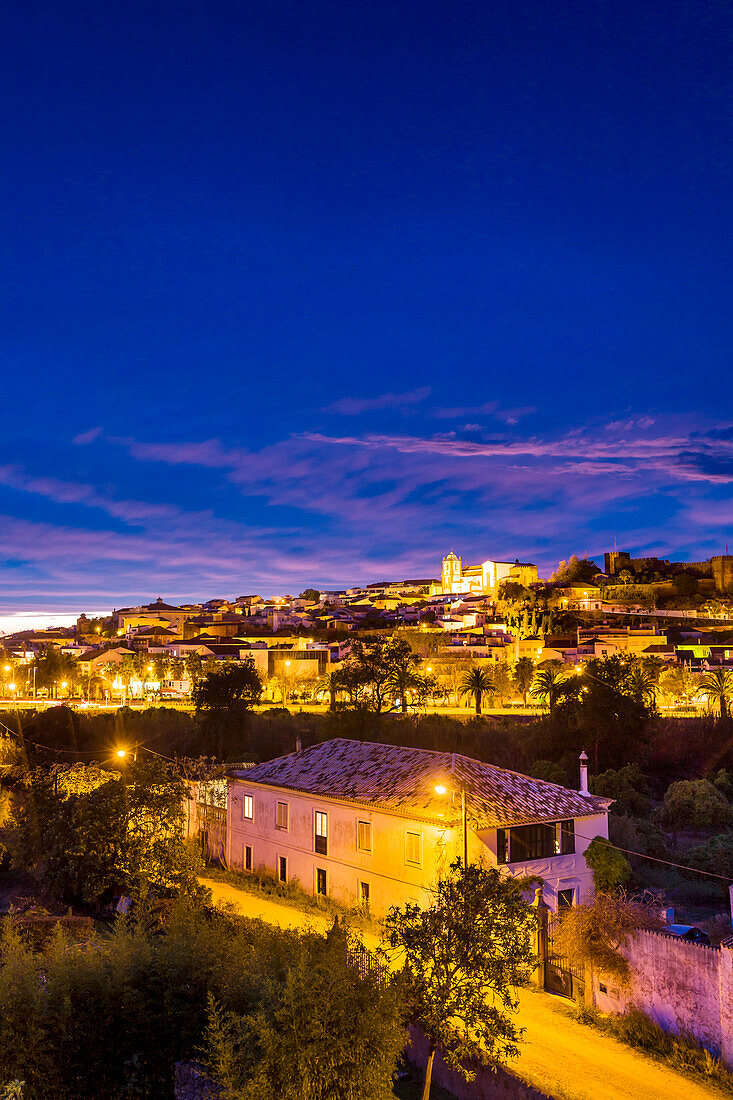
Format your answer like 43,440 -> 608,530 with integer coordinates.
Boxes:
201,876 -> 721,1100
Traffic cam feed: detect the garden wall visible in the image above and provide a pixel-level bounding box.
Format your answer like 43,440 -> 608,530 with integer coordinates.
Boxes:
407,1027 -> 551,1100
592,930 -> 733,1066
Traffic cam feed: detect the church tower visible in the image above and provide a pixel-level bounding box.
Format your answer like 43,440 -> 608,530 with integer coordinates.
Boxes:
442,552 -> 462,593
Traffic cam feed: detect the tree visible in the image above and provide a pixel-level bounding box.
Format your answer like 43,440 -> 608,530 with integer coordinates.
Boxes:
697,669 -> 733,721
512,658 -> 535,707
192,659 -> 263,758
551,891 -> 661,988
459,667 -> 494,716
583,837 -> 631,892
589,764 -> 651,818
529,667 -> 567,714
315,669 -> 343,710
384,641 -> 423,713
657,779 -> 732,839
625,665 -> 657,708
659,665 -> 698,708
299,588 -> 321,602
206,930 -> 405,1100
9,758 -> 205,906
383,861 -> 536,1100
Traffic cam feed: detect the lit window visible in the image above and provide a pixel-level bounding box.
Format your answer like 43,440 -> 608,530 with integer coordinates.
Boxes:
276,802 -> 289,830
242,794 -> 253,821
405,831 -> 421,866
314,811 -> 328,855
357,820 -> 372,852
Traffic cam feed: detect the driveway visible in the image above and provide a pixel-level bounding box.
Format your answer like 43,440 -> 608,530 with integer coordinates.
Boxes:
201,876 -> 722,1100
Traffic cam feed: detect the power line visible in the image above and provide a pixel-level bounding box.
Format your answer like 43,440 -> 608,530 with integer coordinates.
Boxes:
570,824 -> 732,884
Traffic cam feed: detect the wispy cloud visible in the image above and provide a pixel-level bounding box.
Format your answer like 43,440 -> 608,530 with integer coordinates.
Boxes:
433,402 -> 536,424
324,387 -> 431,415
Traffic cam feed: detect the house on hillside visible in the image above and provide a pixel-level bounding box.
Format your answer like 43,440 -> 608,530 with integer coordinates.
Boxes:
226,739 -> 610,917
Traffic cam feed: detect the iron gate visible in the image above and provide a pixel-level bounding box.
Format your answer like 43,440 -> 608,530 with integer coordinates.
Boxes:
545,913 -> 586,1002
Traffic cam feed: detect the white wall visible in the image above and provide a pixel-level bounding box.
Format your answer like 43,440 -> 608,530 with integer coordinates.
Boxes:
227,780 -> 605,916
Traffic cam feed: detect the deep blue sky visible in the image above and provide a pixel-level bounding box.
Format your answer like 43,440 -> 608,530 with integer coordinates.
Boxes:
0,0 -> 731,612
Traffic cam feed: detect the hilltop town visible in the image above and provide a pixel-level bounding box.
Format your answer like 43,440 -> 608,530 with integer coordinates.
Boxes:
2,549 -> 731,709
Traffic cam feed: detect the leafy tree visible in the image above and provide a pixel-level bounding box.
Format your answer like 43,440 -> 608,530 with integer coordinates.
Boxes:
343,638 -> 396,714
383,861 -> 536,1099
205,930 -> 405,1100
9,758 -> 205,906
583,837 -> 631,892
498,581 -> 530,602
459,667 -> 494,716
590,764 -> 652,818
551,891 -> 661,987
657,779 -> 732,838
686,833 -> 733,881
299,588 -> 321,602
698,669 -> 733,721
512,658 -> 535,707
659,665 -> 698,708
193,659 -> 263,758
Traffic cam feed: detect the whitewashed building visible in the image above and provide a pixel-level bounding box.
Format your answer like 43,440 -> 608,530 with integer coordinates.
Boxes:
226,739 -> 610,917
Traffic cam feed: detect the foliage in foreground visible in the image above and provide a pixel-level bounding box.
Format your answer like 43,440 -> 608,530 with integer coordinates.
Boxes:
0,902 -> 403,1100
203,928 -> 404,1100
8,756 -> 206,906
576,1006 -> 733,1094
384,860 -> 536,1099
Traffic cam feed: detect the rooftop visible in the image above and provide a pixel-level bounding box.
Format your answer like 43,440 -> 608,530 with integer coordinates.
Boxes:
231,738 -> 609,828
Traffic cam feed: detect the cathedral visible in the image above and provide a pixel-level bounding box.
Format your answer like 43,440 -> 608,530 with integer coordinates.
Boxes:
440,552 -> 537,595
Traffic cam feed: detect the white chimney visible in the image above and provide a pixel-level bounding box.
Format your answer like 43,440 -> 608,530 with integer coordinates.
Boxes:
295,735 -> 303,753
579,751 -> 589,795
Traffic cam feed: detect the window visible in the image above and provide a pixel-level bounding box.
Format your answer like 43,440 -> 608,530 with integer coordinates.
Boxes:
405,831 -> 421,866
242,794 -> 253,821
276,801 -> 289,830
507,823 -> 556,862
558,887 -> 575,910
359,881 -> 370,910
316,868 -> 327,896
496,828 -> 508,865
278,856 -> 287,883
559,820 -> 575,855
244,844 -> 252,872
314,811 -> 328,856
357,820 -> 372,852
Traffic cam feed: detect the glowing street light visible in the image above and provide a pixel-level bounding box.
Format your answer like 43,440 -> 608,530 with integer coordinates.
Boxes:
435,781 -> 468,867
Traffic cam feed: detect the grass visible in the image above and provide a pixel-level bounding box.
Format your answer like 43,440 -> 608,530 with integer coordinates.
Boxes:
202,859 -> 381,936
575,1006 -> 733,1095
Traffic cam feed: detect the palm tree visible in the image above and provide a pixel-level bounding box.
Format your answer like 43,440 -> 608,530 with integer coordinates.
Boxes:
698,669 -> 733,721
625,664 -> 657,706
316,669 -> 343,710
513,657 -> 535,707
530,667 -> 568,714
460,667 -> 494,716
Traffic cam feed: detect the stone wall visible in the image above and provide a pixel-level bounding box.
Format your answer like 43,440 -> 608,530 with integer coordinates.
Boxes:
407,1027 -> 551,1100
592,930 -> 733,1066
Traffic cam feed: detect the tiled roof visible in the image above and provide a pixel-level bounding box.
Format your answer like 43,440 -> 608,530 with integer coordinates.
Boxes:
231,738 -> 609,828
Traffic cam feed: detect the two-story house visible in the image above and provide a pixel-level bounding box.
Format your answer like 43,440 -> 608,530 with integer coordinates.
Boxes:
226,739 -> 610,917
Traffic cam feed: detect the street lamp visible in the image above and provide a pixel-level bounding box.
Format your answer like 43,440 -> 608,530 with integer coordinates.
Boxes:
435,781 -> 468,867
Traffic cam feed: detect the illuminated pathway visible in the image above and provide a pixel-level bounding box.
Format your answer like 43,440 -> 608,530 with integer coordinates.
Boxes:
201,876 -> 721,1100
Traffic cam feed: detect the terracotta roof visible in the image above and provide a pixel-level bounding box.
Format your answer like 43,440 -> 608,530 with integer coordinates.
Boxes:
231,738 -> 609,828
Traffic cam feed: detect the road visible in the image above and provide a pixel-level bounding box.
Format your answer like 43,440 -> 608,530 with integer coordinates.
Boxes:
201,876 -> 722,1100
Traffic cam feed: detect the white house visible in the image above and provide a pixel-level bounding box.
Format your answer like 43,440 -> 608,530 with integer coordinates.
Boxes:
226,739 -> 610,917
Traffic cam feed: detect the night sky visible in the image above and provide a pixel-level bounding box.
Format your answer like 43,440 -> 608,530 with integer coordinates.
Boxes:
1,0 -> 731,615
